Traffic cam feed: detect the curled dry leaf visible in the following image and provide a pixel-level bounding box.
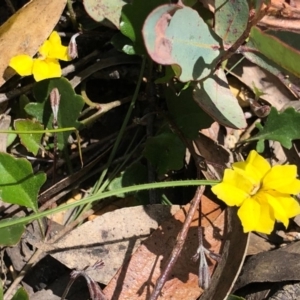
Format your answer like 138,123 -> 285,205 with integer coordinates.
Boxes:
0,0 -> 67,87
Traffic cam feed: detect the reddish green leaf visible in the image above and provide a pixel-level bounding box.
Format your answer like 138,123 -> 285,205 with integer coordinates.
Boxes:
142,4 -> 223,82
215,0 -> 249,46
121,0 -> 169,54
83,0 -> 126,28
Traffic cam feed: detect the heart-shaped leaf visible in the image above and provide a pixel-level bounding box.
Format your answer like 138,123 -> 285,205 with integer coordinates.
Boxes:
0,222 -> 25,246
166,86 -> 214,138
25,78 -> 84,151
0,153 -> 46,212
142,4 -> 223,82
14,119 -> 44,155
143,130 -> 185,175
193,68 -> 246,128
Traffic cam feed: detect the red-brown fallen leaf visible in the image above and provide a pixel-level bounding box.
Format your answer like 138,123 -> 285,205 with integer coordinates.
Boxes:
104,195 -> 224,300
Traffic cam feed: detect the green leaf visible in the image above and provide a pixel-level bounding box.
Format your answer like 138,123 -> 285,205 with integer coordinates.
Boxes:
0,221 -> 25,246
14,119 -> 44,155
0,153 -> 46,212
121,0 -> 169,54
193,68 -> 247,128
166,86 -> 214,138
246,107 -> 300,150
143,131 -> 185,175
249,27 -> 300,78
142,4 -> 223,81
83,0 -> 126,28
25,78 -> 84,151
12,94 -> 30,119
215,0 -> 249,46
108,162 -> 149,203
155,66 -> 176,84
11,287 -> 29,300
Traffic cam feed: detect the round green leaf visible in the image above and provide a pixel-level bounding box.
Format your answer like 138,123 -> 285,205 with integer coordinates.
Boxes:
143,131 -> 185,175
0,153 -> 46,212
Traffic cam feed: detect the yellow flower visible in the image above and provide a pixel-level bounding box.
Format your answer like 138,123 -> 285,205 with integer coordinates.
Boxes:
9,31 -> 70,82
212,150 -> 300,234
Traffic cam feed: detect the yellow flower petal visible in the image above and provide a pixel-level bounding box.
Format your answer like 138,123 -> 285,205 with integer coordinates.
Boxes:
233,150 -> 270,182
261,191 -> 289,227
211,182 -> 249,206
254,201 -> 275,234
9,55 -> 33,76
223,168 -> 256,195
238,197 -> 261,232
238,197 -> 274,234
38,40 -> 51,58
32,58 -> 61,81
263,165 -> 300,194
267,190 -> 300,219
49,44 -> 69,61
48,31 -> 61,44
48,31 -> 70,61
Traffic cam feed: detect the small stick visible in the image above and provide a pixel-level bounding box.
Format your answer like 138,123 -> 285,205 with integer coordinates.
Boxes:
150,185 -> 205,300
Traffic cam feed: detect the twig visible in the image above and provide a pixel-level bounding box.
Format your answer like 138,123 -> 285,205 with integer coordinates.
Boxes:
3,248 -> 44,300
149,185 -> 205,300
69,54 -> 141,88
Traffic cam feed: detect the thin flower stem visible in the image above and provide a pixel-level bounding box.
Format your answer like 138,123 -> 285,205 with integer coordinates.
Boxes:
93,56 -> 146,194
150,185 -> 205,300
66,0 -> 78,30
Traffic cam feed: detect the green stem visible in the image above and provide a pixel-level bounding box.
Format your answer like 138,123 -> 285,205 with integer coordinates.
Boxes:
93,56 -> 147,193
0,180 -> 218,229
66,0 -> 78,30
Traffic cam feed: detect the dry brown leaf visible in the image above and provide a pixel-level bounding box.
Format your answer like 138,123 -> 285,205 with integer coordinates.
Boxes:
31,204 -> 181,285
0,0 -> 67,87
104,195 -> 224,300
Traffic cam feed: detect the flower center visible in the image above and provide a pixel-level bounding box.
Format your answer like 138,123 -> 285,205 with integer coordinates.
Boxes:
250,183 -> 261,196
